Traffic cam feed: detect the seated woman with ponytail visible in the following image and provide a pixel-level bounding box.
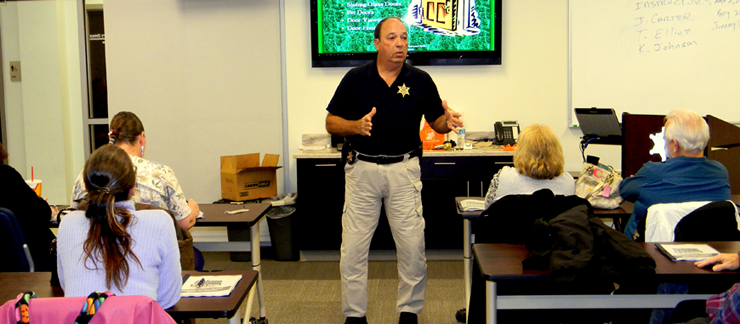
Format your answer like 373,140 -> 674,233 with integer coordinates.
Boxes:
57,145 -> 181,309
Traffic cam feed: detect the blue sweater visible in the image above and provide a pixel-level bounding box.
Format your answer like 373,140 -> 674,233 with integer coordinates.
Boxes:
619,156 -> 731,239
57,200 -> 182,308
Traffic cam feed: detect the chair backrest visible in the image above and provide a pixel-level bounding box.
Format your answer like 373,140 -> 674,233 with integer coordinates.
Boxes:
674,201 -> 740,242
644,201 -> 740,242
475,189 -> 587,244
0,208 -> 34,272
0,293 -> 176,324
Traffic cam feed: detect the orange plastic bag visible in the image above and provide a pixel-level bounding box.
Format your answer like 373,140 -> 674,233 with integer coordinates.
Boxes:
419,120 -> 445,150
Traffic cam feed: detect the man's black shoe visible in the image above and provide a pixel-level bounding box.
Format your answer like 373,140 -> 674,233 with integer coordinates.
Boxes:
344,316 -> 367,324
398,312 -> 418,324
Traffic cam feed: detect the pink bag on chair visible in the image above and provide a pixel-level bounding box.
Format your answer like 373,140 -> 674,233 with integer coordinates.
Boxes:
0,291 -> 176,324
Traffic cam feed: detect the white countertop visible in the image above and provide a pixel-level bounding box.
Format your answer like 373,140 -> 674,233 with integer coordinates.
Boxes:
293,144 -> 515,159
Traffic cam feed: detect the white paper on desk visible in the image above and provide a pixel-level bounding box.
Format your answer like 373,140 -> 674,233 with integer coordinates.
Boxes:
458,199 -> 486,211
196,211 -> 204,219
181,275 -> 242,297
299,144 -> 331,151
656,243 -> 720,261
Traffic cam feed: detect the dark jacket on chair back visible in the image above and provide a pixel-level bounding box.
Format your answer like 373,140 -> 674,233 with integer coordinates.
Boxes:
525,203 -> 657,294
475,189 -> 586,245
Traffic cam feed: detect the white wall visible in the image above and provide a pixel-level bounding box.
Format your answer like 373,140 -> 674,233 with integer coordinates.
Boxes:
0,3 -> 26,171
0,0 -> 86,205
104,0 -> 284,242
104,0 -> 284,204
59,0 -> 87,205
284,0 -> 621,192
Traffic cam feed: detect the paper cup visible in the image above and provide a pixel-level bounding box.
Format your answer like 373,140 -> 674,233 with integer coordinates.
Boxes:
26,179 -> 42,197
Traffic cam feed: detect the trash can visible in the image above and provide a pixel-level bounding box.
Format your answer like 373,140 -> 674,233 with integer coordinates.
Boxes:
266,194 -> 298,261
267,206 -> 298,261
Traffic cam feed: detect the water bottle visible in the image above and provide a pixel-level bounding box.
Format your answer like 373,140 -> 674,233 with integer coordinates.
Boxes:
457,127 -> 466,149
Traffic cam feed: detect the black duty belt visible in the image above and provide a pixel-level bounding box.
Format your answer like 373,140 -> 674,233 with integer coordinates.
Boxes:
355,149 -> 422,165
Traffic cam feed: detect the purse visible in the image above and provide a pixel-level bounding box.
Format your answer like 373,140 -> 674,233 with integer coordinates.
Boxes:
575,162 -> 623,209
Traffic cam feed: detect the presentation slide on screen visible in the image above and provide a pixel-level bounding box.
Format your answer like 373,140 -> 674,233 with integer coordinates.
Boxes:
317,0 -> 496,54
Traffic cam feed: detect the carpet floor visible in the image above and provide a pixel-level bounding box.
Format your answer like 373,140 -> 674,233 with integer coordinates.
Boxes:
195,251 -> 465,324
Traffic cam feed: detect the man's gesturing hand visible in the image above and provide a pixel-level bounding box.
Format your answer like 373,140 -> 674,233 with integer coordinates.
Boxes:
443,100 -> 463,134
356,107 -> 376,136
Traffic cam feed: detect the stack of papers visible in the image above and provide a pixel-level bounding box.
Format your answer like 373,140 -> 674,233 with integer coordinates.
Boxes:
457,199 -> 486,212
299,144 -> 331,151
181,275 -> 242,297
656,243 -> 720,261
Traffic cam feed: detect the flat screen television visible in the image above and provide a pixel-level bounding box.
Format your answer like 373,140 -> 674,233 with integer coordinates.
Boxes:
310,0 -> 502,67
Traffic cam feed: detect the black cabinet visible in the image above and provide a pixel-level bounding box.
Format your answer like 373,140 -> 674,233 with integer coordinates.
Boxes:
295,159 -> 345,250
296,155 -> 513,250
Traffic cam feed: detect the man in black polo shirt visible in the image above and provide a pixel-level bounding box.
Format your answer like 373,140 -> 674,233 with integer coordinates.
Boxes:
325,17 -> 462,324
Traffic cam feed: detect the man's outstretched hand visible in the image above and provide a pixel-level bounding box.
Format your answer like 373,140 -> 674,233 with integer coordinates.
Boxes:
357,107 -> 376,136
443,100 -> 463,134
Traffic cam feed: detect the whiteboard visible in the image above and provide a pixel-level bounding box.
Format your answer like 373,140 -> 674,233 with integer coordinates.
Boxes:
568,0 -> 740,125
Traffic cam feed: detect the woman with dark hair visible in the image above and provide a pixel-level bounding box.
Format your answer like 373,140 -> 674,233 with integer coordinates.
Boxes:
71,111 -> 200,230
0,142 -> 56,271
57,145 -> 181,308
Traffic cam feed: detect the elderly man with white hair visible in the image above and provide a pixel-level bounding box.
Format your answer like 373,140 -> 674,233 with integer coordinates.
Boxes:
620,108 -> 731,241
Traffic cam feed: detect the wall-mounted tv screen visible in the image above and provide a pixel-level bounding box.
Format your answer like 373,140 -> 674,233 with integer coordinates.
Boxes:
311,0 -> 502,67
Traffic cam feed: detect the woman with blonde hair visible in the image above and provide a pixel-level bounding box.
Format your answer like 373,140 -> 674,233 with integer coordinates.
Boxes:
57,145 -> 181,308
483,124 -> 575,209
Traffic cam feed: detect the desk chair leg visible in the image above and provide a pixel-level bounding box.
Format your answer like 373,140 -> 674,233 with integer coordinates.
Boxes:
229,306 -> 244,324
464,220 -> 472,308
243,286 -> 256,322
251,221 -> 267,322
486,281 -> 497,324
457,219 -> 472,323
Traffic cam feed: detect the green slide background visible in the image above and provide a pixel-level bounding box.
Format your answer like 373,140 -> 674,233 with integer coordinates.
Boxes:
318,0 -> 494,54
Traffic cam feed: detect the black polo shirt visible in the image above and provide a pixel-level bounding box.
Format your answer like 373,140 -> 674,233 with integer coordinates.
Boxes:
327,61 -> 445,155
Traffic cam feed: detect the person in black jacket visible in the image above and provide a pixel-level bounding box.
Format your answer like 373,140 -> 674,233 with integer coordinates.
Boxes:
0,142 -> 56,272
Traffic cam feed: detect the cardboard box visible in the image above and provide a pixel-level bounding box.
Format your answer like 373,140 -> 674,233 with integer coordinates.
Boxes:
220,153 -> 281,201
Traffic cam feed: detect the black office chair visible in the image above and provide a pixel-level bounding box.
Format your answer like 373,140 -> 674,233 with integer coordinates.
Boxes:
647,201 -> 740,323
474,189 -> 586,245
674,201 -> 740,242
0,207 -> 35,272
640,200 -> 740,242
467,190 -> 608,324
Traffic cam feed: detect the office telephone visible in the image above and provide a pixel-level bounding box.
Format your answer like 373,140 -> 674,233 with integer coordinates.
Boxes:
494,121 -> 520,145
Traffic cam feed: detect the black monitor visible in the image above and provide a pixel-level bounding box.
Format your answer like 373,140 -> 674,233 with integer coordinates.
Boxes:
575,108 -> 623,145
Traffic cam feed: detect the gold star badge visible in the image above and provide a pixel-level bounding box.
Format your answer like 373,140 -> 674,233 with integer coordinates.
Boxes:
397,83 -> 411,97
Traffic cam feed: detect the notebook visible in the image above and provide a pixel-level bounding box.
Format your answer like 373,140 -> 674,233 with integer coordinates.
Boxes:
181,275 -> 243,297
